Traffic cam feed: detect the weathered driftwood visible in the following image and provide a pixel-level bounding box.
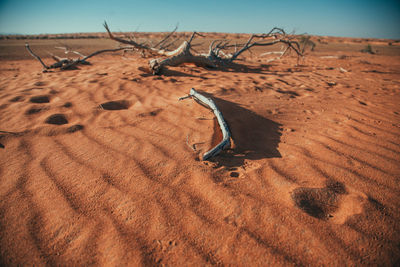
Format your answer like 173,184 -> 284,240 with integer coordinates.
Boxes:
180,88 -> 231,160
149,39 -> 217,74
26,43 -> 131,71
104,22 -> 304,74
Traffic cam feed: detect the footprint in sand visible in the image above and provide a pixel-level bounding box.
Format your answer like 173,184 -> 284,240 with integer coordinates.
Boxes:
230,172 -> 240,178
99,100 -> 130,110
30,95 -> 50,103
66,124 -> 84,133
138,108 -> 163,117
45,114 -> 68,125
276,89 -> 300,98
25,106 -> 47,115
291,180 -> 366,223
9,96 -> 25,102
63,102 -> 73,108
33,81 -> 46,86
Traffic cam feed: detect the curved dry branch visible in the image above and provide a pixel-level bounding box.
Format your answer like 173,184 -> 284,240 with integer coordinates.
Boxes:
188,32 -> 205,44
103,21 -> 149,50
180,88 -> 231,160
82,47 -> 131,61
228,33 -> 302,62
25,43 -> 49,69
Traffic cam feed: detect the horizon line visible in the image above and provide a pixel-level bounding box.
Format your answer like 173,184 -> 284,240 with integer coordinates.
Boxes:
1,31 -> 399,41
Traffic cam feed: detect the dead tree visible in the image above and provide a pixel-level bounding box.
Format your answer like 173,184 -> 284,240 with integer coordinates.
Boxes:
104,22 -> 303,74
25,43 -> 132,71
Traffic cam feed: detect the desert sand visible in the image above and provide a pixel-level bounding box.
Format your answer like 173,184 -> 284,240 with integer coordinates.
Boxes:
0,35 -> 399,266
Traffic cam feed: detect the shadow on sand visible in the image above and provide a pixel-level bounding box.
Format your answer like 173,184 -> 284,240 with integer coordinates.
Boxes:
139,66 -> 200,78
140,60 -> 297,77
199,92 -> 282,168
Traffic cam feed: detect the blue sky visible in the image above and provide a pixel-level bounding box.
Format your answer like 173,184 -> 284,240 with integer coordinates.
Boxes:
0,0 -> 399,38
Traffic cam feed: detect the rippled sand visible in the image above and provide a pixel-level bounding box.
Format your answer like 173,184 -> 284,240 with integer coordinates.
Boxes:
1,43 -> 399,265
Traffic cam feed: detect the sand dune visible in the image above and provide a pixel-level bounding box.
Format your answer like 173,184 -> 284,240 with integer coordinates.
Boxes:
1,42 -> 400,265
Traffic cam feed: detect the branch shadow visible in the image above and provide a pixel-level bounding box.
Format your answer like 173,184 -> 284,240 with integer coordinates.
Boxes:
205,61 -> 292,76
138,66 -> 200,78
199,92 -> 282,168
161,68 -> 200,77
218,61 -> 271,74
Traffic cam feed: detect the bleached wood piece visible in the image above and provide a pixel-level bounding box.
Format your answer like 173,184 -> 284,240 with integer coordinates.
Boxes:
180,88 -> 231,160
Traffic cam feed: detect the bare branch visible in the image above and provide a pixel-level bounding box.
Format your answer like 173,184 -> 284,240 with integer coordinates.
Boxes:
25,43 -> 49,69
188,32 -> 205,44
58,47 -> 130,70
27,41 -> 131,71
104,21 -> 184,57
153,23 -> 179,48
228,32 -> 303,62
82,47 -> 131,61
103,21 -> 149,50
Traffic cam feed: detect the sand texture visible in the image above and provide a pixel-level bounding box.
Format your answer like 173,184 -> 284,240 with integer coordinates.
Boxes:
1,38 -> 400,266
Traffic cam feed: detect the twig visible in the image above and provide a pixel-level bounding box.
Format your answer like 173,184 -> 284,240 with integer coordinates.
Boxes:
154,23 -> 179,48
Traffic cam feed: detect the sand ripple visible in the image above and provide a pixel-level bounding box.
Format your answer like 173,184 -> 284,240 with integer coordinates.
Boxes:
1,51 -> 400,265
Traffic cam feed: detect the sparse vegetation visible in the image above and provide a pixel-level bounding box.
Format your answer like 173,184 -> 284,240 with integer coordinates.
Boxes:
361,44 -> 375,54
299,35 -> 316,52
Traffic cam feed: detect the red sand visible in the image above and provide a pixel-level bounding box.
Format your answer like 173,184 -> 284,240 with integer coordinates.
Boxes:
0,37 -> 400,265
